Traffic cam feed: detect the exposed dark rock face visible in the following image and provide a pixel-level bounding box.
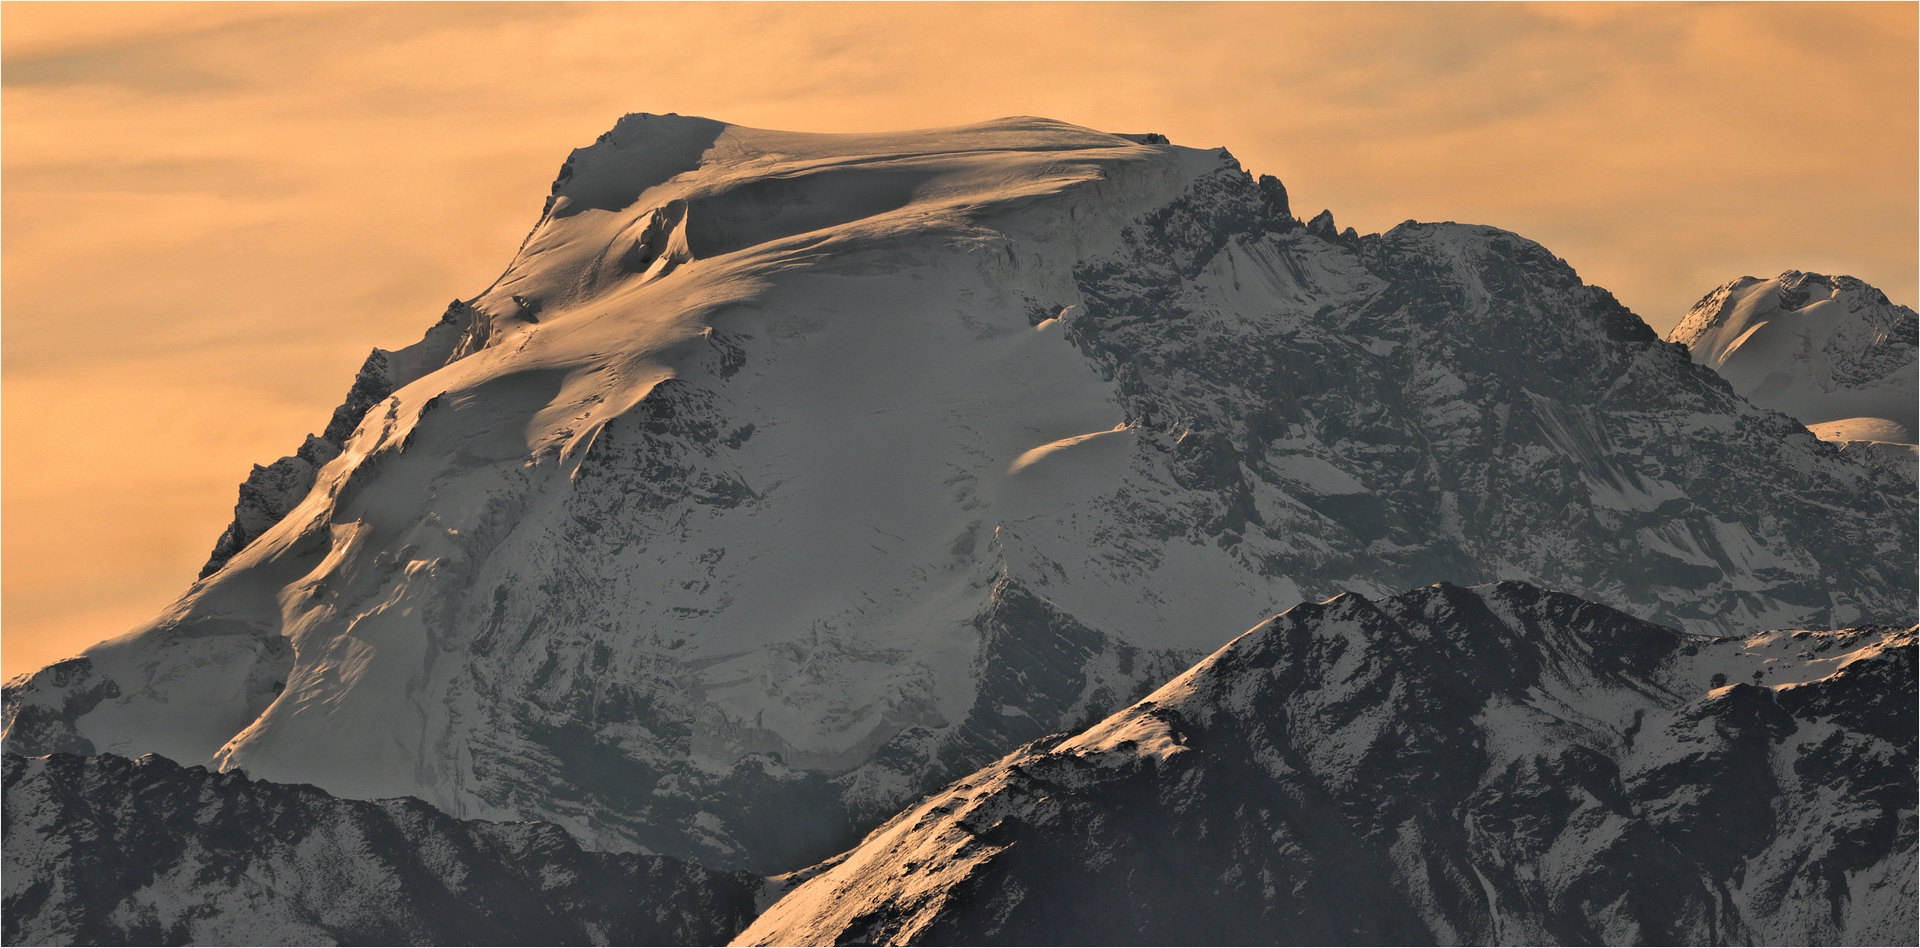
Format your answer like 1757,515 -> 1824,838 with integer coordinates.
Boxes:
1061,168 -> 1915,636
944,576 -> 1192,773
2,752 -> 760,946
0,660 -> 118,757
742,583 -> 1917,946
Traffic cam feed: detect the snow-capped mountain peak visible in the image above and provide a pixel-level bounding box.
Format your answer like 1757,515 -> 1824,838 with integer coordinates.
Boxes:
1668,269 -> 1917,444
5,116 -> 1912,878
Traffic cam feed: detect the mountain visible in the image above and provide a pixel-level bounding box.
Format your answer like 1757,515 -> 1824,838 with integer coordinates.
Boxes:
740,582 -> 1918,946
2,752 -> 759,946
5,115 -> 1913,874
1669,271 -> 1917,480
1669,270 -> 1917,443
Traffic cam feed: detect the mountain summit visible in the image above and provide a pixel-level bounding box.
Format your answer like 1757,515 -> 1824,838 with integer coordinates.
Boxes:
5,115 -> 1913,874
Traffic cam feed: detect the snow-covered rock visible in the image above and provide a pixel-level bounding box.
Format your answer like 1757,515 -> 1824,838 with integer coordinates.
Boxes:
2,751 -> 759,946
1669,270 -> 1917,446
740,582 -> 1917,946
5,115 -> 1913,873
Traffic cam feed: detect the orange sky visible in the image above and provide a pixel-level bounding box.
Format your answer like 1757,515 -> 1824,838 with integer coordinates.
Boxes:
3,1 -> 1915,678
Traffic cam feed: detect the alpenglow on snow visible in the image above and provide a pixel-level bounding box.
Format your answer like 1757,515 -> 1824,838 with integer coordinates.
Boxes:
5,114 -> 1914,874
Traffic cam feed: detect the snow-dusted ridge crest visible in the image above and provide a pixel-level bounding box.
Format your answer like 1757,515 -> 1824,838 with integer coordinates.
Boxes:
1,751 -> 760,945
741,581 -> 1918,946
5,114 -> 1914,874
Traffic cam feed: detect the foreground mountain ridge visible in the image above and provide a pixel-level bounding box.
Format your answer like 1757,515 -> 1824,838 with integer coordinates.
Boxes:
741,582 -> 1918,946
2,752 -> 760,946
4,114 -> 1913,876
9,583 -> 1909,946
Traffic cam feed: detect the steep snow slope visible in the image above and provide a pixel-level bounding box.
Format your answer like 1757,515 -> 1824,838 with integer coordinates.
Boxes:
1669,271 -> 1917,453
741,583 -> 1917,946
2,752 -> 759,946
6,115 -> 1913,872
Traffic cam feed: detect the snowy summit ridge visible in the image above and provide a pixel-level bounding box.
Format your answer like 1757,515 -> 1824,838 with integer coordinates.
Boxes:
5,114 -> 1914,878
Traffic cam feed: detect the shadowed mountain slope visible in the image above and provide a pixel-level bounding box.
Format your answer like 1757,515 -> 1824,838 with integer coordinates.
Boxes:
2,752 -> 761,946
741,582 -> 1917,946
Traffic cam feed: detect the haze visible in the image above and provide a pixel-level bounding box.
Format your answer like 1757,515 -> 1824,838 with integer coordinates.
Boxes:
3,1 -> 1914,678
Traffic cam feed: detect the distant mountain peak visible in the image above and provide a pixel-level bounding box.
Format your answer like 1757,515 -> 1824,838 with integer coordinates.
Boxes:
1669,269 -> 1917,445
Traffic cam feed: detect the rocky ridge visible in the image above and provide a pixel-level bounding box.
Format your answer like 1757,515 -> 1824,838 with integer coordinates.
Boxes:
199,300 -> 494,578
2,751 -> 760,946
741,582 -> 1918,946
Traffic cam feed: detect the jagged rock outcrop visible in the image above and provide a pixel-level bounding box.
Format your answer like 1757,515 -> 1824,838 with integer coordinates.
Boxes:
2,752 -> 760,946
741,583 -> 1917,946
1060,192 -> 1915,638
6,116 -> 1912,876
